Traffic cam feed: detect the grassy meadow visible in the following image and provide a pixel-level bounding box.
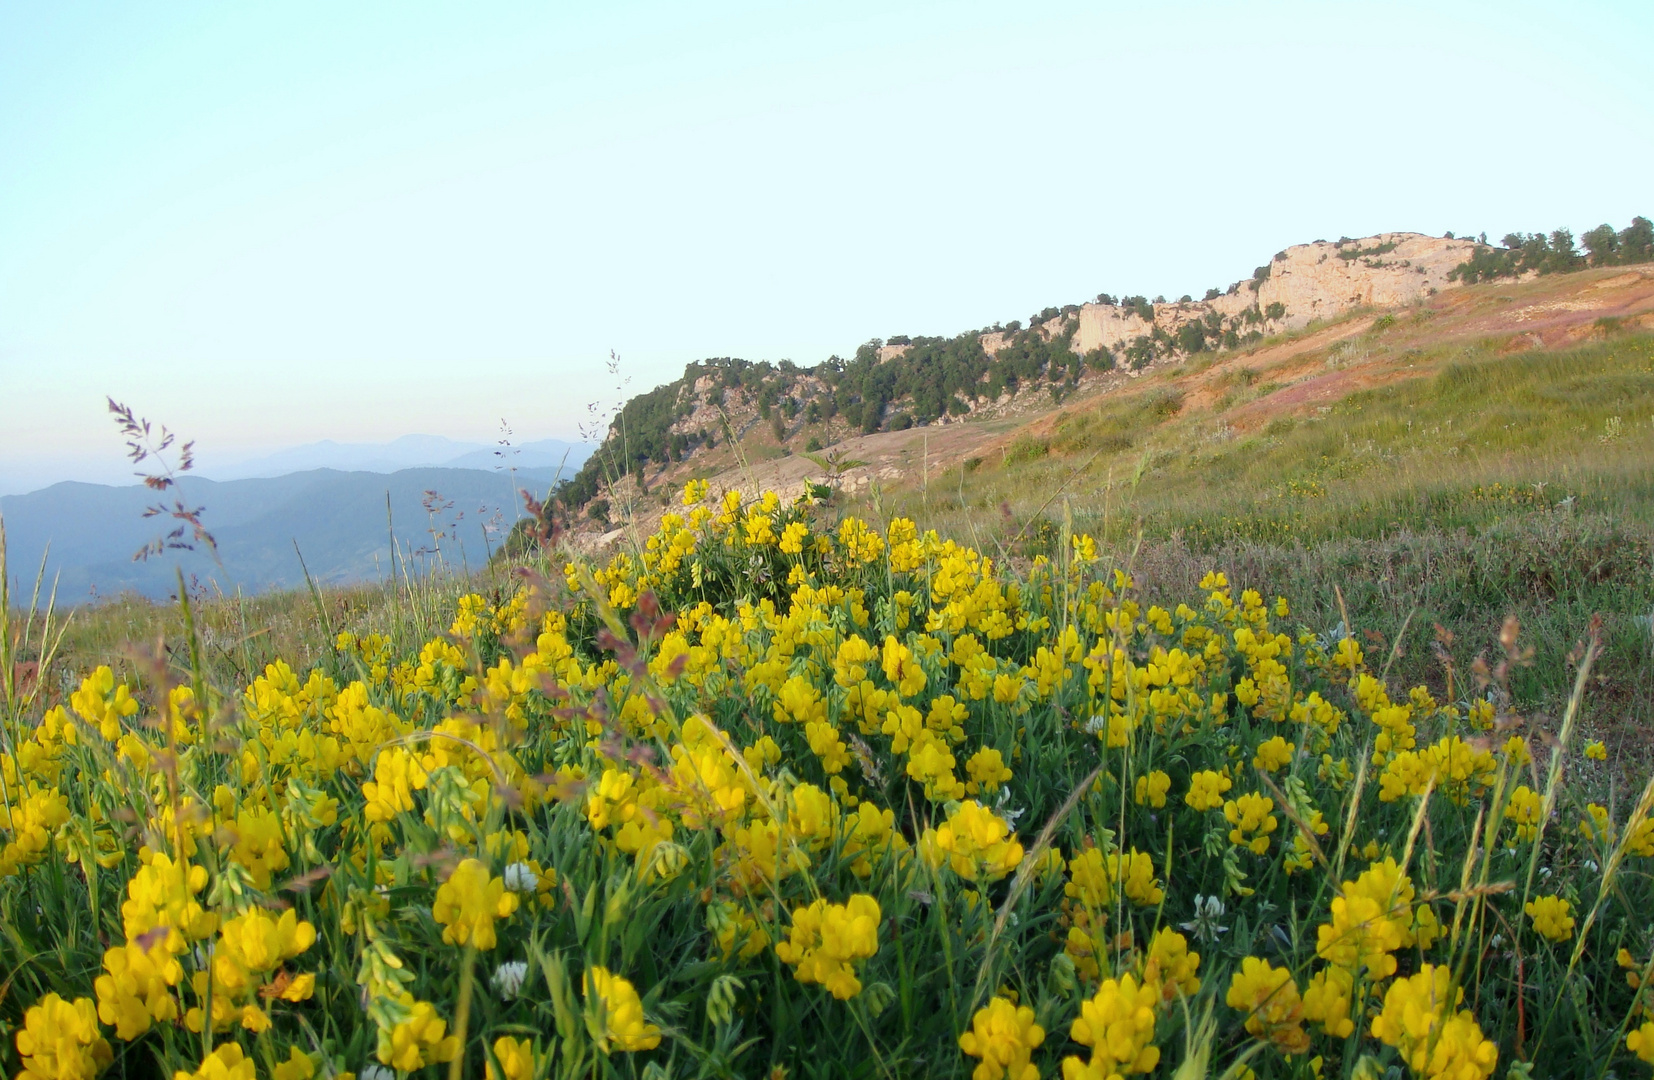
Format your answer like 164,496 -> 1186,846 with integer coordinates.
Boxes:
2,322 -> 1653,1080
4,441 -> 1654,1080
876,330 -> 1654,756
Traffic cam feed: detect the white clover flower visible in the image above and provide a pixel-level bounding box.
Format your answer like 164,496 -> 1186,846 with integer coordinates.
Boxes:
1084,714 -> 1107,735
492,960 -> 529,1000
362,1066 -> 396,1080
503,862 -> 540,893
995,786 -> 1025,827
1584,859 -> 1600,873
1179,894 -> 1229,944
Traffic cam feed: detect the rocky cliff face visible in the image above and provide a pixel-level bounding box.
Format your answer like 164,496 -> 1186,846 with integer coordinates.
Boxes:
1245,233 -> 1477,327
1016,232 -> 1479,357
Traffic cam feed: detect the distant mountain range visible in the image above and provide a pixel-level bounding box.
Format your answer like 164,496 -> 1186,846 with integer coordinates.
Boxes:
0,463 -> 581,604
202,435 -> 591,480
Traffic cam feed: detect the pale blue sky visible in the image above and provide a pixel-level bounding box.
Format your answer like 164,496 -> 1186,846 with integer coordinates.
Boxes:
3,1 -> 1651,493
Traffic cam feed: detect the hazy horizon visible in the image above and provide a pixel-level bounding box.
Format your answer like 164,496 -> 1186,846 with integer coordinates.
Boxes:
0,431 -> 594,496
4,0 -> 1652,495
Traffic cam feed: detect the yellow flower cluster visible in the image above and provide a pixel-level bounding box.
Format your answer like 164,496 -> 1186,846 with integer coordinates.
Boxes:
432,858 -> 520,949
1226,957 -> 1309,1054
959,996 -> 1045,1080
174,1043 -> 257,1080
1630,1021 -> 1654,1065
922,801 -> 1025,883
774,894 -> 882,999
14,994 -> 113,1080
379,997 -> 460,1071
1370,966 -> 1498,1079
1507,785 -> 1544,843
1063,974 -> 1161,1079
1526,894 -> 1575,943
1182,769 -> 1229,811
1224,792 -> 1278,855
585,966 -> 662,1052
1065,846 -> 1164,909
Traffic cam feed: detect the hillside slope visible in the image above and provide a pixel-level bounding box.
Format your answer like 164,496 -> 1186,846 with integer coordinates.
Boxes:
569,259 -> 1654,544
559,231 -> 1489,516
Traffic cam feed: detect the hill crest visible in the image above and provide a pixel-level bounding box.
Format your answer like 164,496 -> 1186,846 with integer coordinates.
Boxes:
558,231 -> 1477,513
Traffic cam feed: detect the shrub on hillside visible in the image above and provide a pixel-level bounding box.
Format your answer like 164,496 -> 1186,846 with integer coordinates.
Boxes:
1451,217 -> 1651,284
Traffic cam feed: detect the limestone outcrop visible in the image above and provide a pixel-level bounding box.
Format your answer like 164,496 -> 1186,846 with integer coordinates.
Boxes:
1007,232 -> 1480,358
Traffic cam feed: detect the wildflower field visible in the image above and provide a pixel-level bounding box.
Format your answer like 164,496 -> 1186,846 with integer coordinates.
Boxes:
3,483 -> 1653,1080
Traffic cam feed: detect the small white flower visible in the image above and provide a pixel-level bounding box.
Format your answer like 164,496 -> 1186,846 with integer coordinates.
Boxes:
995,787 -> 1025,826
1490,934 -> 1506,949
492,960 -> 529,1000
1584,859 -> 1600,873
503,862 -> 540,893
362,1066 -> 396,1080
1084,715 -> 1107,735
1180,894 -> 1229,944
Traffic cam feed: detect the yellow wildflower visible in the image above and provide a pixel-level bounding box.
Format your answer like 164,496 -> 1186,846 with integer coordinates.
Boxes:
1629,1021 -> 1654,1065
174,1042 -> 256,1080
95,942 -> 183,1040
584,966 -> 661,1051
1581,803 -> 1613,844
378,998 -> 460,1071
432,859 -> 520,950
1225,957 -> 1308,1054
271,1047 -> 316,1080
1525,895 -> 1574,943
1302,964 -> 1356,1039
1631,817 -> 1654,857
1134,770 -> 1170,809
1370,965 -> 1497,1080
965,747 -> 1013,795
1253,736 -> 1293,773
958,996 -> 1045,1080
14,994 -> 113,1080
774,894 -> 881,1000
487,1036 -> 537,1080
362,747 -> 428,823
882,635 -> 927,697
1317,888 -> 1406,979
779,521 -> 810,554
921,801 -> 1023,883
1224,793 -> 1278,855
120,852 -> 217,953
708,900 -> 771,960
1065,847 -> 1164,909
1185,770 -> 1232,811
1506,785 -> 1543,843
1141,928 -> 1201,1002
0,788 -> 71,878
1063,974 -> 1160,1078
217,907 -> 316,975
